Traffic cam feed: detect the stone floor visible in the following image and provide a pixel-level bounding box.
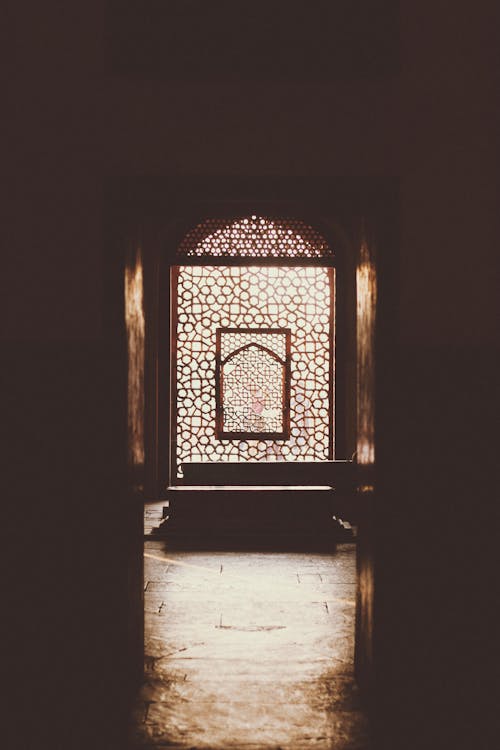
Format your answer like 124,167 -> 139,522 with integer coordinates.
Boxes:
130,540 -> 371,750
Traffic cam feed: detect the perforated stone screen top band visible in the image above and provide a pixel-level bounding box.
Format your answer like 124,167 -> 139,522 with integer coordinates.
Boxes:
216,328 -> 291,439
177,216 -> 333,260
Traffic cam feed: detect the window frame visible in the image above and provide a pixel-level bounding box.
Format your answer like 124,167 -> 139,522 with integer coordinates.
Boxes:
215,326 -> 292,441
169,222 -> 338,485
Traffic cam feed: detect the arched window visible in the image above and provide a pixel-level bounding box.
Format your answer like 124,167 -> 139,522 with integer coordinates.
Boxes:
172,216 -> 335,480
216,329 -> 291,440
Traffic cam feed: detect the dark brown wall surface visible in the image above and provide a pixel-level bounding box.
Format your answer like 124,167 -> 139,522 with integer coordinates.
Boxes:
3,2 -> 497,749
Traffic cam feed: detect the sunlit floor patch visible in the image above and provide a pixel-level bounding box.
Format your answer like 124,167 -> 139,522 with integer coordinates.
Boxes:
130,542 -> 371,750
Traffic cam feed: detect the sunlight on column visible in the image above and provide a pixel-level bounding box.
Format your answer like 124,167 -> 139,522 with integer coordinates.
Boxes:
125,247 -> 145,467
356,238 -> 377,466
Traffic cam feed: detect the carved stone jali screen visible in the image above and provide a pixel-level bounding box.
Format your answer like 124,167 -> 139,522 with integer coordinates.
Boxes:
173,264 -> 334,478
177,216 -> 333,260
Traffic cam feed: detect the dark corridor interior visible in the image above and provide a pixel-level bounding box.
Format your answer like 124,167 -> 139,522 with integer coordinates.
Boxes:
123,178 -> 382,750
4,3 -> 497,749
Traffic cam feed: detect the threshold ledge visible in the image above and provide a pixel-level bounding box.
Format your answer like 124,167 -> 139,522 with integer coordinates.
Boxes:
167,484 -> 333,492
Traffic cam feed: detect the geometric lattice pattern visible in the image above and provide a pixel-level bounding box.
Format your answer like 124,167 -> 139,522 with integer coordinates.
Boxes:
175,264 -> 333,478
177,216 -> 333,259
217,329 -> 290,438
222,347 -> 284,434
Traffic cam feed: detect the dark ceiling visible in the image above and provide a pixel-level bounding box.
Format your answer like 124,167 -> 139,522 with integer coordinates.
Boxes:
106,0 -> 399,81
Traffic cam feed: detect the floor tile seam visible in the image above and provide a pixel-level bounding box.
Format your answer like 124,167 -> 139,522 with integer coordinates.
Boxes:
143,575 -> 355,583
143,586 -> 357,591
144,553 -> 351,580
142,702 -> 366,711
150,658 -> 353,668
131,747 -> 363,750
139,670 -> 359,684
143,578 -> 356,585
143,592 -> 356,597
143,592 -> 356,599
144,604 -> 355,610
